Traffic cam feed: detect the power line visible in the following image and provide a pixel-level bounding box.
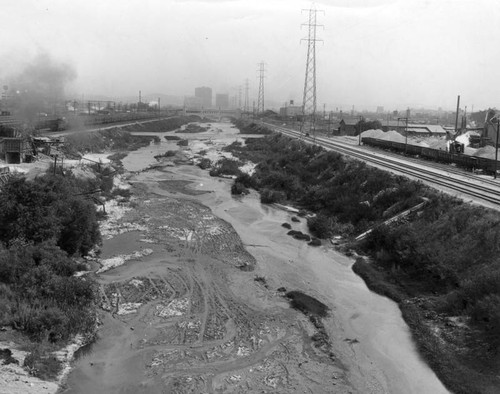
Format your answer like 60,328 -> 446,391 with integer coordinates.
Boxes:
257,62 -> 266,114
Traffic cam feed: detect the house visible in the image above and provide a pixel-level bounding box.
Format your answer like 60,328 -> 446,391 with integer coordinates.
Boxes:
338,119 -> 360,136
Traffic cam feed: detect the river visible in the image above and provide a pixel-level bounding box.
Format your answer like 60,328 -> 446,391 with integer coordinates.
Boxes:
62,121 -> 448,393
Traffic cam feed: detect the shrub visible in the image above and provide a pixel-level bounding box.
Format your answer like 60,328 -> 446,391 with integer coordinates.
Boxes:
308,214 -> 334,239
231,182 -> 248,195
235,173 -> 256,189
24,345 -> 62,381
260,188 -> 286,204
210,158 -> 242,177
198,158 -> 211,170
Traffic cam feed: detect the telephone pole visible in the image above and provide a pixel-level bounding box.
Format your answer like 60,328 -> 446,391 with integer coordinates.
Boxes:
257,62 -> 266,114
301,6 -> 324,136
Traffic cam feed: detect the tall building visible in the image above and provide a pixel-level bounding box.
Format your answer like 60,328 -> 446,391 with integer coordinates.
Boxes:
195,87 -> 212,109
215,93 -> 229,109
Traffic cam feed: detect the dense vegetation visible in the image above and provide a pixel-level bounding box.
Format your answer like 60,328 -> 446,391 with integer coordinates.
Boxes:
231,119 -> 274,134
0,173 -> 102,379
226,134 -> 423,237
226,127 -> 500,393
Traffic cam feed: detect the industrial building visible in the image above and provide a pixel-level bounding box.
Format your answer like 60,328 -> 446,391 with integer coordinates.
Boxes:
279,105 -> 303,118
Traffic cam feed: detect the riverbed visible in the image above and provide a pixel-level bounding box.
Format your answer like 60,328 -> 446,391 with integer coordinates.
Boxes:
61,122 -> 448,393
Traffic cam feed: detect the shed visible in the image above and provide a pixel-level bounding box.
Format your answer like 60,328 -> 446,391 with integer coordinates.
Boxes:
0,138 -> 30,164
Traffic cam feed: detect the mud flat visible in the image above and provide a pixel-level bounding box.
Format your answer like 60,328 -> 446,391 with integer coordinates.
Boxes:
62,122 -> 448,393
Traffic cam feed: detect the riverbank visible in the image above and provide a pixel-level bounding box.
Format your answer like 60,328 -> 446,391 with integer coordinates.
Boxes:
0,117 -> 206,394
222,123 -> 500,394
61,121 -> 448,393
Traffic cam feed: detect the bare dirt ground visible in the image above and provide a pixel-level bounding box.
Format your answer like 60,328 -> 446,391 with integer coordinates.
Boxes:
63,176 -> 351,393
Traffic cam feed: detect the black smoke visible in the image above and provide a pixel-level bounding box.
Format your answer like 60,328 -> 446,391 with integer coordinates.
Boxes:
7,53 -> 76,124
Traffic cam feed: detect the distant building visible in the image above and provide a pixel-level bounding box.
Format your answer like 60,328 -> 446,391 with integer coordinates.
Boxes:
279,105 -> 303,118
195,86 -> 212,109
338,119 -> 359,136
215,93 -> 229,109
184,96 -> 203,110
376,106 -> 384,114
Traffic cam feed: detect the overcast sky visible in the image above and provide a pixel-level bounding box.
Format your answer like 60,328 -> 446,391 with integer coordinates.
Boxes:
1,0 -> 499,111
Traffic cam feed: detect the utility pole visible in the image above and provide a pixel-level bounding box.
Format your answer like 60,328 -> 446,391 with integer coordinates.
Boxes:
454,95 -> 460,135
495,120 -> 499,179
257,62 -> 266,114
238,86 -> 242,110
244,78 -> 249,113
398,109 -> 410,154
300,6 -> 324,137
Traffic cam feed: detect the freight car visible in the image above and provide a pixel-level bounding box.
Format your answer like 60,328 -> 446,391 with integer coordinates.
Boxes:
361,137 -> 498,174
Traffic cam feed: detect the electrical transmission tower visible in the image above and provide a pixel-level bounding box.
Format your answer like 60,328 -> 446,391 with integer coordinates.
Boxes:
301,6 -> 324,136
257,62 -> 266,114
244,78 -> 249,113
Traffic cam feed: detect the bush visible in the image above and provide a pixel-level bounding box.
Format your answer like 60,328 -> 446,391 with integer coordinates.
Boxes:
260,188 -> 286,204
231,182 -> 248,195
198,158 -> 211,170
24,345 -> 62,381
209,158 -> 242,177
308,214 -> 334,239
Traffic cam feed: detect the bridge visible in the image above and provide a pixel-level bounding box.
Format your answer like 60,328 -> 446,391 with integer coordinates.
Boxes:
183,108 -> 241,121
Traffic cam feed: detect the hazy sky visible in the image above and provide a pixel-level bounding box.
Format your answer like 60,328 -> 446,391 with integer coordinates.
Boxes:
1,0 -> 499,111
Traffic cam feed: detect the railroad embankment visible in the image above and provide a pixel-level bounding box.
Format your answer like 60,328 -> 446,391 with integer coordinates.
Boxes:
224,120 -> 500,394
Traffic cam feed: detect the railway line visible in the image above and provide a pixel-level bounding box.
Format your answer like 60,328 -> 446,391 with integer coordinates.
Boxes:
264,123 -> 500,208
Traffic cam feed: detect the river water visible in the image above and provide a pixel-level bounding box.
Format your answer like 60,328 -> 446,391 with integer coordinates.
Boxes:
64,122 -> 449,393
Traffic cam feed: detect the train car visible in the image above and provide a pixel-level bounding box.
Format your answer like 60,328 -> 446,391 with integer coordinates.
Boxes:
362,137 -> 497,174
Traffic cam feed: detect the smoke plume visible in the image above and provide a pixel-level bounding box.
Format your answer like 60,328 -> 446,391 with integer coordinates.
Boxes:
7,53 -> 76,124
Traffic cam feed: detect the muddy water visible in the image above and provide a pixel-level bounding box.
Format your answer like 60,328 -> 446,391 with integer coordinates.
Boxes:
176,165 -> 449,394
64,122 -> 448,393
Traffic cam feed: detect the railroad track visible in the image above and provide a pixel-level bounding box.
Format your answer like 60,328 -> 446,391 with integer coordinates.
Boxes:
264,123 -> 500,207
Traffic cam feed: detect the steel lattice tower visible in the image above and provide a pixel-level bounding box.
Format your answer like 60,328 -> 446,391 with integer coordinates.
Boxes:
244,78 -> 249,113
257,62 -> 265,114
301,7 -> 323,131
